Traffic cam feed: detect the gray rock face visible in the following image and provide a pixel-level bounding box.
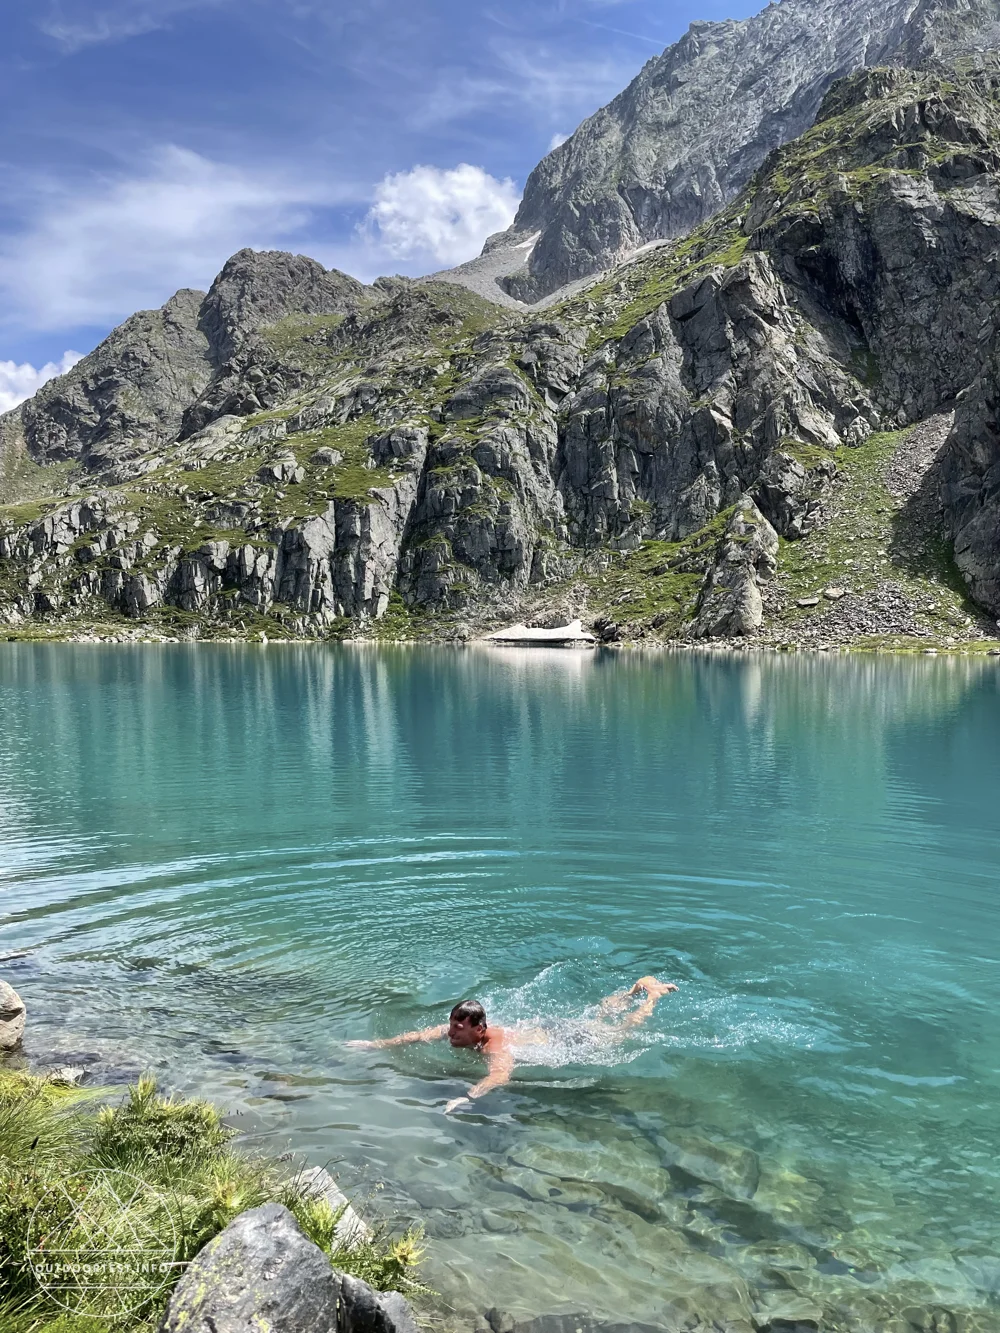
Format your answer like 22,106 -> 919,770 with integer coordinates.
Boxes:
0,438 -> 423,626
752,450 -> 836,540
497,0 -> 1000,302
942,348 -> 1000,611
0,979 -> 25,1050
159,1203 -> 418,1333
199,249 -> 367,364
553,243 -> 873,556
0,289 -> 214,475
0,252 -> 368,491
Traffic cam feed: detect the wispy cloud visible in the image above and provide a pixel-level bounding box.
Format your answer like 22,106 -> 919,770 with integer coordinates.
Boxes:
406,42 -> 640,135
0,146 -> 362,332
363,164 -> 520,266
0,351 -> 83,414
38,0 -> 221,52
0,147 -> 522,340
572,16 -> 668,48
490,42 -> 639,116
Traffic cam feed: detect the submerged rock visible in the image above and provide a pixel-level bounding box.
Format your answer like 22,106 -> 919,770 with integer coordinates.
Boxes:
488,1316 -> 665,1333
658,1130 -> 761,1200
0,979 -> 25,1050
508,1138 -> 674,1219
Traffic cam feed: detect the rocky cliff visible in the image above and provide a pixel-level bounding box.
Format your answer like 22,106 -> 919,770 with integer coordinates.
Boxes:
3,50 -> 1000,650
494,0 -> 1000,302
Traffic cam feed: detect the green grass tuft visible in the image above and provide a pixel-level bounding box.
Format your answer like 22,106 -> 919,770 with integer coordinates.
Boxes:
0,1072 -> 425,1331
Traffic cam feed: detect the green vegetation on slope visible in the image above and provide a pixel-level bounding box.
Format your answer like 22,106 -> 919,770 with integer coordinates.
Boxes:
0,1071 -> 424,1333
279,417 -> 396,513
774,429 -> 985,646
560,215 -> 749,353
0,443 -> 77,514
547,509 -> 738,640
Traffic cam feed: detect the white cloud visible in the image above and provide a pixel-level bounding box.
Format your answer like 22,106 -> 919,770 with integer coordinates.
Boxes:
0,149 -> 519,346
549,132 -> 570,151
0,146 -> 360,333
0,351 -> 83,414
363,164 -> 520,267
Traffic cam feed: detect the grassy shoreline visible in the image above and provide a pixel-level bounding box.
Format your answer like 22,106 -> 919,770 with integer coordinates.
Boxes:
0,1070 -> 424,1333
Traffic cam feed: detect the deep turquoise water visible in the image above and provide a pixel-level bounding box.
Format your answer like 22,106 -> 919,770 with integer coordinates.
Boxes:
2,644 -> 1000,1330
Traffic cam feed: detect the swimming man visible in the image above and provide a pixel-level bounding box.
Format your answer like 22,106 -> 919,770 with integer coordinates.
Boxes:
347,975 -> 677,1113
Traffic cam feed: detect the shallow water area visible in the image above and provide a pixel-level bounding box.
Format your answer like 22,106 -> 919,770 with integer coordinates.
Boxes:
2,644 -> 1000,1330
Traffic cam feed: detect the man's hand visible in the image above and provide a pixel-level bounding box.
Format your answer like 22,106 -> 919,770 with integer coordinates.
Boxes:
445,1096 -> 471,1114
345,1039 -> 377,1049
630,977 -> 678,998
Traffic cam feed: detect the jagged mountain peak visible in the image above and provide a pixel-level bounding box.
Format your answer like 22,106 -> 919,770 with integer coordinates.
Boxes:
491,0 -> 1000,303
200,249 -> 369,363
0,248 -> 374,479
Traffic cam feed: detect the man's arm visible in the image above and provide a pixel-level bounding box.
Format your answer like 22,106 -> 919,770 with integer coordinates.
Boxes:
445,1046 -> 515,1113
621,977 -> 678,1028
346,1025 -> 446,1049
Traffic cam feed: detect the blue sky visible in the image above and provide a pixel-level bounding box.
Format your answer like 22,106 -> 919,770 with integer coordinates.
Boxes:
0,0 -> 762,407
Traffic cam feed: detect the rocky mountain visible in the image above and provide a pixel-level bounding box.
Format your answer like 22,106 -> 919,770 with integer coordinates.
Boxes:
493,0 -> 1000,302
0,251 -> 367,482
4,9 -> 1000,654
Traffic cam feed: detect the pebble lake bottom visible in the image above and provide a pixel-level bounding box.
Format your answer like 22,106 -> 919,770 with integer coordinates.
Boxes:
2,643 -> 1000,1331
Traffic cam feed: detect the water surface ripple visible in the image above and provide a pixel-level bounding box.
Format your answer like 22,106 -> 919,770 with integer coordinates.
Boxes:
2,645 -> 1000,1329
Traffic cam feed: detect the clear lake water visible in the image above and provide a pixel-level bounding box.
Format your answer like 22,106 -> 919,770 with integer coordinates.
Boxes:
2,644 -> 1000,1331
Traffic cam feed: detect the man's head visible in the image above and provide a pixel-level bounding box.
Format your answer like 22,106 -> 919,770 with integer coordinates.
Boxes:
448,999 -> 487,1048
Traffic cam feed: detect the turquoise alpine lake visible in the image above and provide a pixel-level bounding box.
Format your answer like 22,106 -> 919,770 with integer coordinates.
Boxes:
2,644 -> 1000,1330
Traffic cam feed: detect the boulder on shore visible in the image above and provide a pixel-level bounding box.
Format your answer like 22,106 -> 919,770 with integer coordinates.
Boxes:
159,1203 -> 420,1333
0,980 -> 25,1050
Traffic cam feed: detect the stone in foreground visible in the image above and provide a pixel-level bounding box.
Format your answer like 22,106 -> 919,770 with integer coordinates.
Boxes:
159,1203 -> 419,1333
0,979 -> 25,1050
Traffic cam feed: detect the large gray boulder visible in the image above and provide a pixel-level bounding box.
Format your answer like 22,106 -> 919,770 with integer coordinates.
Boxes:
690,499 -> 779,639
0,979 -> 25,1050
495,0 -> 1000,302
159,1203 -> 419,1333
